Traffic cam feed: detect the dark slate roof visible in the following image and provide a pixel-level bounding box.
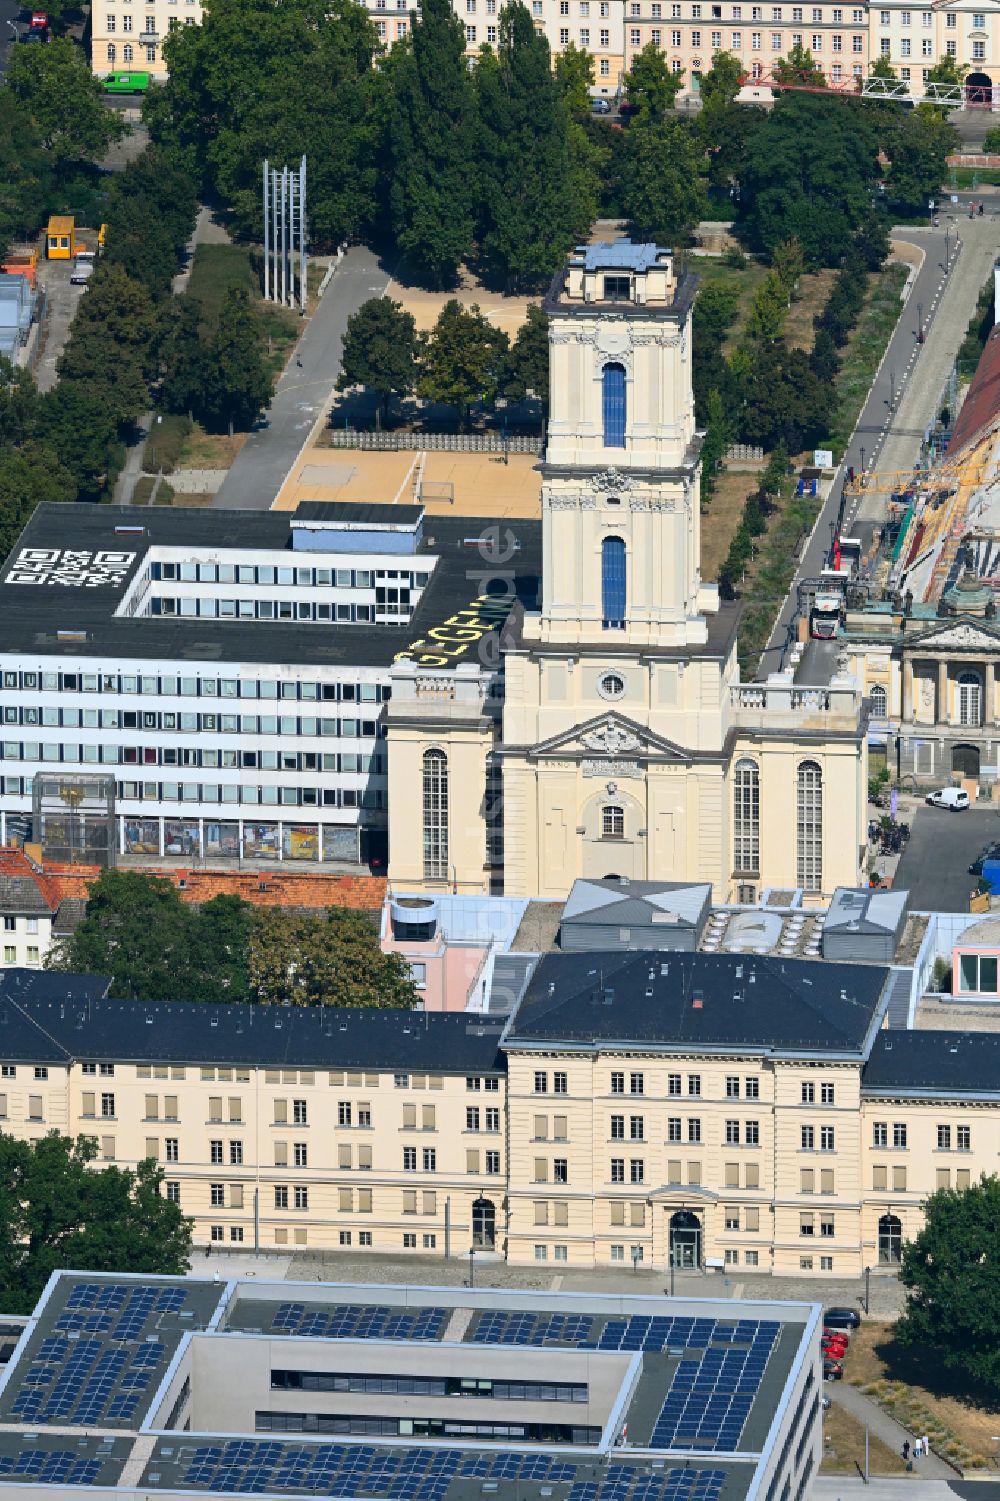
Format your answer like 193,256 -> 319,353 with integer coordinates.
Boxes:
508,952 -> 889,1056
0,504 -> 540,669
0,972 -> 505,1072
863,1029 -> 1000,1097
0,874 -> 54,916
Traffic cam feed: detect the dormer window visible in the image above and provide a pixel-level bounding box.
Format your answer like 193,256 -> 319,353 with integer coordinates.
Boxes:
603,275 -> 631,301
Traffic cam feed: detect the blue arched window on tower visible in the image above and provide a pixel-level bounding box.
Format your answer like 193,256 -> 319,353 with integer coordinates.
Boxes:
602,536 -> 626,630
602,362 -> 627,448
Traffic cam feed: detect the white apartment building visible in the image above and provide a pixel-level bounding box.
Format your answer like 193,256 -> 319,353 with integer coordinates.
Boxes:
874,0 -> 999,100
0,501 -> 539,868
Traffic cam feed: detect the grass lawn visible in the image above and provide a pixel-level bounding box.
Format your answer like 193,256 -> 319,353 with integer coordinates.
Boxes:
820,1401 -> 907,1476
702,468 -> 762,581
689,260 -> 835,354
845,1319 -> 999,1471
185,242 -> 300,382
826,262 -> 909,457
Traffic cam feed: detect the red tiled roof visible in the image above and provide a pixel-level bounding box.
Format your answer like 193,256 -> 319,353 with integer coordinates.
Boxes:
31,856 -> 386,912
0,846 -> 59,912
951,324 -> 1000,457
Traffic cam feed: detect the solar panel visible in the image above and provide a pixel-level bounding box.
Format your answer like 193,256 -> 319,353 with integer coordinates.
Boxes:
266,1304 -> 449,1343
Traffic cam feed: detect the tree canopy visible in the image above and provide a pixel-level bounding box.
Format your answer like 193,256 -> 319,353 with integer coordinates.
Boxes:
249,908 -> 418,1009
0,1132 -> 191,1314
337,297 -> 419,414
7,38 -> 125,165
48,870 -> 417,1010
417,299 -> 510,425
738,92 -> 880,266
897,1175 -> 1000,1391
388,0 -> 478,287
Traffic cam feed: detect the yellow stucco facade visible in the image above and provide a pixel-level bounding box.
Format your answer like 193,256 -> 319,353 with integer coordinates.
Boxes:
388,242 -> 869,902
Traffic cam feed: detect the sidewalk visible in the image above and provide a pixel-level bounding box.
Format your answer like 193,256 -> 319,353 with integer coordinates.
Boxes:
831,1382 -> 955,1479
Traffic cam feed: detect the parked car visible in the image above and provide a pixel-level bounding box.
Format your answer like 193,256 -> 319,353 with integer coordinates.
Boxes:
590,97 -> 611,114
824,1306 -> 862,1329
969,843 -> 1000,874
823,1357 -> 844,1381
821,1394 -> 832,1411
926,787 -> 970,811
69,254 -> 94,285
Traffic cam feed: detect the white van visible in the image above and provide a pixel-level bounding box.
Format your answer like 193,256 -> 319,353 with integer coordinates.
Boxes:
926,787 -> 971,811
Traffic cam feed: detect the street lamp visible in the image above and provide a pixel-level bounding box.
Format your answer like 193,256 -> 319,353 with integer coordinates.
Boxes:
669,1251 -> 675,1298
860,445 -> 866,476
468,1247 -> 475,1288
916,301 -> 923,338
863,1264 -> 871,1315
888,369 -> 896,411
945,225 -> 951,266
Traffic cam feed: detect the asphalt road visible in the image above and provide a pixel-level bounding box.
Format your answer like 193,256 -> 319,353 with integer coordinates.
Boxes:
892,804 -> 999,911
212,245 -> 394,510
767,202 -> 997,681
0,0 -> 21,79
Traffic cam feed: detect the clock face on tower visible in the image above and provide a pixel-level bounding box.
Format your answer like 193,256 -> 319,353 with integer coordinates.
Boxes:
596,323 -> 633,358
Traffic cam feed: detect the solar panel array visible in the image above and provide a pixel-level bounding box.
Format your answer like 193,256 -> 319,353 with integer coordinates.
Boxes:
8,1281 -> 193,1428
174,1441 -> 729,1501
269,1303 -> 449,1342
0,1451 -> 104,1487
649,1324 -> 781,1453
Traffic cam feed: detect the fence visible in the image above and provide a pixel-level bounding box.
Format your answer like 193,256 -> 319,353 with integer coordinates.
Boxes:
725,443 -> 765,463
326,431 -> 544,455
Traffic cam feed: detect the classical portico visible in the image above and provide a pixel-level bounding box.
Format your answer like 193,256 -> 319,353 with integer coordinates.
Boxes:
900,620 -> 1000,780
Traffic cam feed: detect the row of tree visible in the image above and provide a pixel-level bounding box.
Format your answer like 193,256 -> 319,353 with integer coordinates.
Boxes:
49,869 -> 418,1009
144,0 -> 958,292
337,298 -> 548,427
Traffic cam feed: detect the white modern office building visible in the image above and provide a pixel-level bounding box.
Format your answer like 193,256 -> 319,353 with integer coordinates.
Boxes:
0,502 -> 539,868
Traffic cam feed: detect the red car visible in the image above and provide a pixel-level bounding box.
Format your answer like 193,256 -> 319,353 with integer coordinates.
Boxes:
823,1326 -> 850,1346
823,1339 -> 848,1360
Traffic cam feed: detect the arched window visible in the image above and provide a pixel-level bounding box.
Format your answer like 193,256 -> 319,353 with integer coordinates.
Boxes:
878,1213 -> 902,1265
870,683 -> 887,719
123,42 -> 133,59
106,41 -> 116,59
602,362 -> 626,448
602,536 -> 626,630
422,748 -> 448,881
796,760 -> 823,892
602,805 -> 624,839
733,758 -> 760,874
958,671 -> 982,727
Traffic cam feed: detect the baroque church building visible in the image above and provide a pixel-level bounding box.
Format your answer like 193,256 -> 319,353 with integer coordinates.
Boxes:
388,242 -> 869,901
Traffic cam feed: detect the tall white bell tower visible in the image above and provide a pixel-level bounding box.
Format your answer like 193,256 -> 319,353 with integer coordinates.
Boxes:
532,241 -> 717,649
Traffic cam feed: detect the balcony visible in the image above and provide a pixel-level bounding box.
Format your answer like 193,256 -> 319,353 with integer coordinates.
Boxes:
138,29 -> 159,42
730,672 -> 862,732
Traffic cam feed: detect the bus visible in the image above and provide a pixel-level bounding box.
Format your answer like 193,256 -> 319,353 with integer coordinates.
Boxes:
102,71 -> 150,93
810,592 -> 843,640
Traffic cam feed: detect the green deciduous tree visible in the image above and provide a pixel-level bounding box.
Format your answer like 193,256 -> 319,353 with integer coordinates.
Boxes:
0,445 -> 76,564
620,116 -> 707,243
337,297 -> 418,416
868,54 -> 900,82
983,124 -> 1000,154
693,281 -> 738,423
773,41 -> 825,85
57,264 -> 159,425
746,270 -> 789,344
0,1132 -> 191,1314
554,42 -> 596,115
148,0 -> 380,245
34,385 -> 120,499
504,304 -> 550,404
897,1175 -> 1000,1391
103,146 -> 198,297
476,4 -> 595,289
47,869 -> 253,1004
883,106 -> 958,212
417,299 -> 510,426
248,908 -> 418,1008
7,37 -> 125,164
159,296 -> 214,417
203,286 -> 272,434
697,51 -> 762,192
621,42 -> 683,120
388,0 -> 478,287
739,93 -> 879,266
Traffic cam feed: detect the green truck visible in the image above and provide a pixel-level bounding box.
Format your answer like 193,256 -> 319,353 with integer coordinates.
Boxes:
102,71 -> 150,93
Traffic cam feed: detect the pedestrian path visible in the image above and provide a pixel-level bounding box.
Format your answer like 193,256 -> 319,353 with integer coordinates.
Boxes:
830,1381 -> 954,1478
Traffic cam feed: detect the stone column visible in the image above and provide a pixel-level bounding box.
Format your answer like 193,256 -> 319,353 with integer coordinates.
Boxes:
902,657 -> 914,723
937,660 -> 948,726
986,660 -> 996,727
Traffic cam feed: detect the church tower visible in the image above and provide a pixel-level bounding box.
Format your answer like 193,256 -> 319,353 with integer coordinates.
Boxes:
537,242 -> 717,648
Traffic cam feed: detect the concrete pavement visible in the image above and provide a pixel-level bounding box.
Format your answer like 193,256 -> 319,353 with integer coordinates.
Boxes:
759,203 -> 997,677
212,245 -> 394,510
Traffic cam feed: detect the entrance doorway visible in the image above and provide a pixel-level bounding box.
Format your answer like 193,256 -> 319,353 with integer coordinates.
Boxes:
878,1212 -> 902,1265
472,1197 -> 496,1250
952,742 -> 980,778
669,1209 -> 702,1270
964,71 -> 994,105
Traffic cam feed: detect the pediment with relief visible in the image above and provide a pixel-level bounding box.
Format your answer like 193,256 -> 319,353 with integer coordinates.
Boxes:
909,619 -> 1000,654
526,712 -> 692,763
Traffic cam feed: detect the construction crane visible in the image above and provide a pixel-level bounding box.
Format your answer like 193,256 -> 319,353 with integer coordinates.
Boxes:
842,453 -> 993,501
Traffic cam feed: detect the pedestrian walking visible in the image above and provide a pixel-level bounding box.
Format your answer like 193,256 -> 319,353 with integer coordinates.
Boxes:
923,1434 -> 930,1457
902,1441 -> 910,1462
913,1438 -> 922,1458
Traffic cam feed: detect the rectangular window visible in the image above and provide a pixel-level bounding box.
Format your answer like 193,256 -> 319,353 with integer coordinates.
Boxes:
820,1127 -> 835,1151
937,1124 -> 951,1150
726,1076 -> 740,1098
821,1083 -> 835,1104
873,1121 -> 887,1147
688,1118 -> 701,1143
688,1074 -> 701,1096
893,1123 -> 907,1148
801,1081 -> 814,1104
958,1125 -> 971,1151
801,1125 -> 814,1149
